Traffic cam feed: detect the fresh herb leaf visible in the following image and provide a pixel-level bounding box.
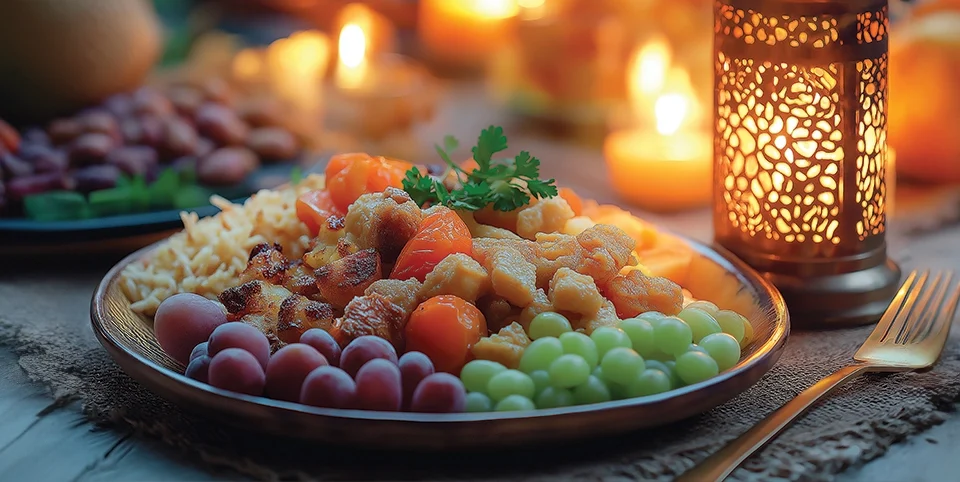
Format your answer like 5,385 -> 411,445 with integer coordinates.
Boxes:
401,125 -> 558,212
290,166 -> 303,185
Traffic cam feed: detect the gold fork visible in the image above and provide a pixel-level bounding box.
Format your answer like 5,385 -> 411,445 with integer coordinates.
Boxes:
677,270 -> 960,482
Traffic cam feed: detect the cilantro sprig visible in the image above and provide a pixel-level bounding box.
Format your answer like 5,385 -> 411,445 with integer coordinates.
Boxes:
402,125 -> 558,212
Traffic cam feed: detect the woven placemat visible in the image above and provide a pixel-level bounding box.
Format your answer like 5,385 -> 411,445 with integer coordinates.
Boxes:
1,190 -> 959,481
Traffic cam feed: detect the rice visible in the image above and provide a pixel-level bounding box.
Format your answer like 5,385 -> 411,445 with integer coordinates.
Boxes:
120,174 -> 327,317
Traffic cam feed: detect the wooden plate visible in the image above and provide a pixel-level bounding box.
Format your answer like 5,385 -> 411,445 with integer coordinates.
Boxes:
90,236 -> 789,450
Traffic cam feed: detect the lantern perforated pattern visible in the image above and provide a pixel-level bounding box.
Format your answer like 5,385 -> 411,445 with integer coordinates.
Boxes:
714,0 -> 889,260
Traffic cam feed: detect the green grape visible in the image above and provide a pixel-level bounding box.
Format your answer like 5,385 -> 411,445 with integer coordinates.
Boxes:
536,386 -> 575,409
645,350 -> 674,362
573,375 -> 612,405
487,369 -> 536,401
518,337 -> 563,373
465,392 -> 493,412
636,311 -> 666,327
675,351 -> 720,385
687,343 -> 709,355
599,347 -> 645,385
608,381 -> 631,400
664,360 -> 684,388
459,360 -> 506,393
714,309 -> 746,343
592,366 -> 604,379
625,369 -> 673,397
653,316 -> 693,356
685,300 -> 720,316
559,332 -> 599,369
699,332 -> 742,371
529,312 -> 573,339
619,317 -> 658,359
677,307 -> 723,343
643,359 -> 670,374
530,370 -> 551,395
548,354 -> 591,388
590,327 -> 632,358
495,394 -> 536,411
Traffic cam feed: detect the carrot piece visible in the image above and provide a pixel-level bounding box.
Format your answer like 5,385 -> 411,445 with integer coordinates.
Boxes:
391,208 -> 472,282
558,187 -> 583,216
405,295 -> 487,374
296,189 -> 344,235
325,153 -> 413,212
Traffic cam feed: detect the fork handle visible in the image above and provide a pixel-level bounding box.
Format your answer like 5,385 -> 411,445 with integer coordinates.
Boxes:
675,364 -> 875,482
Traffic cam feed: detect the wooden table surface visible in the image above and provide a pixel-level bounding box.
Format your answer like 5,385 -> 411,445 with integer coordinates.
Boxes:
1,82 -> 959,481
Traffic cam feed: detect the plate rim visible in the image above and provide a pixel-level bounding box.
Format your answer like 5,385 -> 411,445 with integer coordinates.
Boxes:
90,234 -> 790,428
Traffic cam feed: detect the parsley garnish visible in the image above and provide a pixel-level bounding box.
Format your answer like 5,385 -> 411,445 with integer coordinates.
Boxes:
402,125 -> 558,211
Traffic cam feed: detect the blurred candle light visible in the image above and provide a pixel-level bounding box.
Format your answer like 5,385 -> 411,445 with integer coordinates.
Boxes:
418,0 -> 519,72
603,39 -> 713,212
336,22 -> 370,90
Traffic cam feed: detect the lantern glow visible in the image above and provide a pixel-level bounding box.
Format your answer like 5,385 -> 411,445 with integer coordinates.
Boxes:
713,0 -> 900,326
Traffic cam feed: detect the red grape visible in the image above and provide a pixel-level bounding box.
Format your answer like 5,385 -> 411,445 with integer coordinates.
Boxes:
300,366 -> 357,409
300,329 -> 342,366
398,351 -> 435,410
208,348 -> 266,396
340,336 -> 398,378
410,373 -> 467,413
154,293 -> 227,365
354,359 -> 402,412
265,344 -> 329,402
208,322 -> 270,370
185,355 -> 211,383
189,342 -> 208,362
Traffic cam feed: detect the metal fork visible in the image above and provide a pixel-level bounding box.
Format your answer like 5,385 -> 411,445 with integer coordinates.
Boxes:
676,270 -> 960,482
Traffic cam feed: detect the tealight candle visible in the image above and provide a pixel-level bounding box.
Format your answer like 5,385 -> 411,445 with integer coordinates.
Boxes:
604,93 -> 712,212
604,40 -> 712,212
418,0 -> 519,72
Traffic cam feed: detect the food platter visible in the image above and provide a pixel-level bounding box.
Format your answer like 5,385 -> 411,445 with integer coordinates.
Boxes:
91,233 -> 789,450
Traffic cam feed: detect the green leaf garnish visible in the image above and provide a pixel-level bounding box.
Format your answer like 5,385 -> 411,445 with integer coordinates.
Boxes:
290,166 -> 303,185
401,125 -> 557,212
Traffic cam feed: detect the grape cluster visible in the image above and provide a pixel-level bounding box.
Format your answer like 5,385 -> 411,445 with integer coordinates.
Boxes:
459,305 -> 750,412
154,294 -> 467,413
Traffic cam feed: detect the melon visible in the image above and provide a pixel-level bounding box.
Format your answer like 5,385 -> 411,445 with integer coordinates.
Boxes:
0,0 -> 162,124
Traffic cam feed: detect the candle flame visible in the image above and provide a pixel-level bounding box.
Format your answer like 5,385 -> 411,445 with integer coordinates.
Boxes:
466,0 -> 520,18
655,93 -> 688,136
339,24 -> 367,68
629,39 -> 672,100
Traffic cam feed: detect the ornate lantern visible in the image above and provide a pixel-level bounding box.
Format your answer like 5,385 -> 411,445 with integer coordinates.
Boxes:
713,0 -> 899,326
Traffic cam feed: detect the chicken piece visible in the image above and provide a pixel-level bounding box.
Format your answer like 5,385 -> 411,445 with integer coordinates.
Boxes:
472,237 -> 540,266
303,216 -> 355,269
418,253 -> 491,303
364,278 -> 423,316
562,216 -> 596,236
485,248 -> 537,307
344,188 -> 423,262
329,293 -> 407,351
455,210 -> 521,240
516,197 -> 575,240
240,243 -> 289,285
578,299 -> 620,334
584,204 -> 660,251
536,224 -> 636,286
218,280 -> 296,349
276,294 -> 336,344
282,260 -> 320,299
471,322 -> 531,369
315,248 -> 383,309
518,288 -> 555,329
604,269 -> 684,318
476,295 -> 520,332
548,267 -> 604,316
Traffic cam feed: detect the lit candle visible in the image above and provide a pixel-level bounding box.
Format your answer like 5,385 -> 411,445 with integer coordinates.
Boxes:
418,0 -> 519,71
603,42 -> 713,212
267,31 -> 331,105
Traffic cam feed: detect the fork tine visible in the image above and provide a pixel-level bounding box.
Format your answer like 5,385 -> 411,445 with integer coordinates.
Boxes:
878,270 -> 927,344
871,270 -> 919,344
907,272 -> 952,344
933,281 -> 960,338
901,272 -> 947,344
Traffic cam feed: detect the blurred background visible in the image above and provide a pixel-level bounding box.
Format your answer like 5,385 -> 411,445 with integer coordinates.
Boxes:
0,0 -> 956,224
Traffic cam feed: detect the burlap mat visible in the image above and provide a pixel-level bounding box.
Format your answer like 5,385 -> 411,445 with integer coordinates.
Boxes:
1,188 -> 959,482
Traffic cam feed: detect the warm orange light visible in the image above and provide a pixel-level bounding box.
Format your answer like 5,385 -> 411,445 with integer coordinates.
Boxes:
655,93 -> 689,136
464,0 -> 519,18
629,39 -> 672,101
336,8 -> 371,90
232,49 -> 263,81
